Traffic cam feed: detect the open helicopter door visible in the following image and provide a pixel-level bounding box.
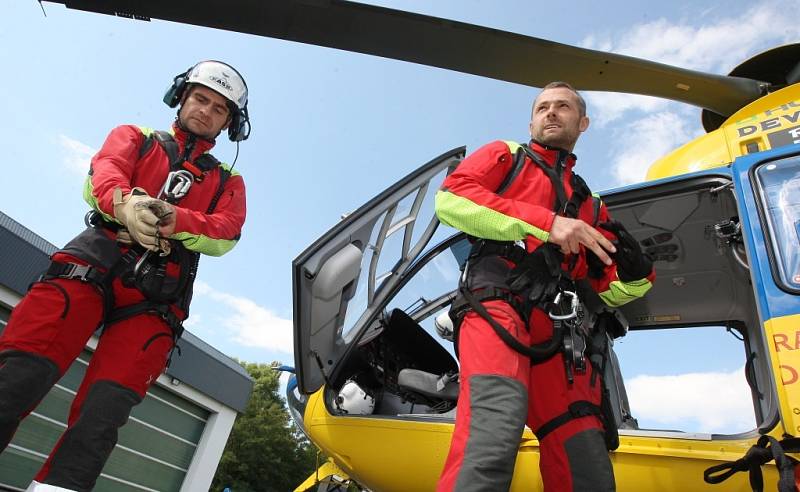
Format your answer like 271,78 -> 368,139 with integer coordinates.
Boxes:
731,143 -> 800,436
292,147 -> 465,395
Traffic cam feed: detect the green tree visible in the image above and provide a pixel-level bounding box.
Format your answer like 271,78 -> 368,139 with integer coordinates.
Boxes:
212,361 -> 317,492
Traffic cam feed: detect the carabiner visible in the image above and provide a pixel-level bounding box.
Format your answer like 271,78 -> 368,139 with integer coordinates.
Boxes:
548,290 -> 579,320
158,170 -> 194,201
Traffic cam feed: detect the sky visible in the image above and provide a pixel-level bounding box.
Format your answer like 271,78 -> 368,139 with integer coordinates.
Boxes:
2,0 -> 799,434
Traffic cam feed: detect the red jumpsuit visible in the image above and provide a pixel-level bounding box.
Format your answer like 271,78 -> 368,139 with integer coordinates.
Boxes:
434,140 -> 654,491
0,124 -> 246,491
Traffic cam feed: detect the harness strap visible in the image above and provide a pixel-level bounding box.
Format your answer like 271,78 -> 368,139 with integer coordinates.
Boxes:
152,131 -> 183,172
704,435 -> 800,492
468,239 -> 527,264
459,286 -> 564,363
520,144 -> 590,220
106,301 -> 185,366
534,400 -> 604,442
40,261 -> 116,319
42,262 -> 106,286
495,146 -> 527,195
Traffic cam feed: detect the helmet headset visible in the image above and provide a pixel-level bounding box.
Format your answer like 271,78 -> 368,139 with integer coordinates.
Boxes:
164,60 -> 251,142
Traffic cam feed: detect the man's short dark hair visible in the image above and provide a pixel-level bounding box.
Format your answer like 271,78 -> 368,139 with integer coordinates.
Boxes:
535,81 -> 587,116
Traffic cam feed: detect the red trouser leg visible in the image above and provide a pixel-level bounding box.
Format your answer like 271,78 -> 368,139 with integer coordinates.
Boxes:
437,301 -> 530,492
527,309 -> 615,492
0,276 -> 104,452
34,312 -> 174,489
0,277 -> 104,373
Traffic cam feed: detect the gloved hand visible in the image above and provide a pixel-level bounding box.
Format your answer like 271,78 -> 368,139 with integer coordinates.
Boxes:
145,198 -> 176,254
598,220 -> 653,282
116,228 -> 133,246
146,199 -> 176,237
506,245 -> 563,303
113,187 -> 161,251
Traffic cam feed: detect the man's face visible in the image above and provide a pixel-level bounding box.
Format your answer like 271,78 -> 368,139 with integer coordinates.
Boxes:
178,85 -> 231,140
529,87 -> 590,152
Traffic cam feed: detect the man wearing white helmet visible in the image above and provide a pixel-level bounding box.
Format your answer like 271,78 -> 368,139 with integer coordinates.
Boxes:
0,61 -> 251,492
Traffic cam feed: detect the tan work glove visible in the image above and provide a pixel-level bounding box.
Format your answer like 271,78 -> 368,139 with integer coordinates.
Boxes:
146,199 -> 176,255
116,227 -> 133,246
113,187 -> 161,251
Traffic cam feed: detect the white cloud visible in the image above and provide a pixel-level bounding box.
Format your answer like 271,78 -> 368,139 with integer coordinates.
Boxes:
608,111 -> 698,185
582,1 -> 800,125
627,366 -> 756,434
193,280 -> 294,355
58,135 -> 96,175
581,2 -> 800,186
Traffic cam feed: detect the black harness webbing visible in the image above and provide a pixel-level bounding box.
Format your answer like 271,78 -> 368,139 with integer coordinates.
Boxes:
455,143 -> 593,360
451,143 -> 620,445
43,262 -> 106,286
104,132 -> 231,342
43,131 -> 233,362
460,287 -> 565,362
534,400 -> 604,441
704,435 -> 800,492
520,144 -> 591,218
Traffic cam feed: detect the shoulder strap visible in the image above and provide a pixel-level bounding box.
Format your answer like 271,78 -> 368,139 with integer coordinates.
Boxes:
495,146 -> 527,196
151,130 -> 182,171
194,153 -> 222,173
521,143 -> 593,219
138,134 -> 155,160
591,195 -> 602,226
563,172 -> 592,219
206,167 -> 231,214
521,144 -> 568,212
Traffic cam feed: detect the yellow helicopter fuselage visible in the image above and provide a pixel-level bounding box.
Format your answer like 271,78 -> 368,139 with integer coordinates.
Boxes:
648,84 -> 800,180
301,387 -> 775,491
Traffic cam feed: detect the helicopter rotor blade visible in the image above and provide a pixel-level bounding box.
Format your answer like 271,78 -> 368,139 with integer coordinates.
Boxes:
52,0 -> 766,116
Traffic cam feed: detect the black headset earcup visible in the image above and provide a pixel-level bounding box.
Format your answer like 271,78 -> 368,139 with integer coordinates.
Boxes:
228,113 -> 241,141
228,108 -> 250,142
163,71 -> 189,108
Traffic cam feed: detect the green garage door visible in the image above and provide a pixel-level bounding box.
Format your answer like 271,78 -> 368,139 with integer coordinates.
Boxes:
0,306 -> 210,492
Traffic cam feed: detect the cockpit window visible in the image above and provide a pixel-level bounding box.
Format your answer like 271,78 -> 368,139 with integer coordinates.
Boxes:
754,155 -> 800,293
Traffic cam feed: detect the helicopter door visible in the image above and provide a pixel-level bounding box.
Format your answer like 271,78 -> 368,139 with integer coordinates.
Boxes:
731,145 -> 800,436
292,147 -> 465,395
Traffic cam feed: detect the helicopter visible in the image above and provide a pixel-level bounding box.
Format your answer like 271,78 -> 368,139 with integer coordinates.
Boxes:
44,1 -> 800,490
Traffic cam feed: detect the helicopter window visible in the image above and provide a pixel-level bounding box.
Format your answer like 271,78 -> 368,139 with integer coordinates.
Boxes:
754,155 -> 800,293
383,240 -> 463,359
341,168 -> 453,344
613,325 -> 756,435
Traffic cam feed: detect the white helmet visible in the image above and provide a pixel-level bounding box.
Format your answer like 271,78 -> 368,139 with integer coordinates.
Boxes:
434,310 -> 455,342
185,60 -> 248,110
165,60 -> 251,141
336,380 -> 375,415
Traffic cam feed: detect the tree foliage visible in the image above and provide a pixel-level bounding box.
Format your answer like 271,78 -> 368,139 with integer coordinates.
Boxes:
212,361 -> 317,492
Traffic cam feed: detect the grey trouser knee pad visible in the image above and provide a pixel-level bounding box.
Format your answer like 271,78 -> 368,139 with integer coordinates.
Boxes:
0,351 -> 60,450
43,380 -> 141,492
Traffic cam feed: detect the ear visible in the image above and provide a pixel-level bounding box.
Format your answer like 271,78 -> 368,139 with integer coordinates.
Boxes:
179,85 -> 193,106
528,120 -> 535,137
579,115 -> 590,133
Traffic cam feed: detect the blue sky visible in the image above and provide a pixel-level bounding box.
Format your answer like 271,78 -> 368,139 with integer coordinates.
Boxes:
3,0 -> 799,433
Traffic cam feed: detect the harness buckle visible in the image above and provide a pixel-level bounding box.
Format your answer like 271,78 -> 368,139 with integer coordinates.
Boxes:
548,290 -> 579,320
60,264 -> 95,283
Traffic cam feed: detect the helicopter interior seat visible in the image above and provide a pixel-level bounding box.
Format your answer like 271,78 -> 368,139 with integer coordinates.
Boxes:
366,309 -> 460,412
397,368 -> 458,402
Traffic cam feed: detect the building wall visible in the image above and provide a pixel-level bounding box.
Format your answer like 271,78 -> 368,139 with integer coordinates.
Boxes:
0,294 -> 238,492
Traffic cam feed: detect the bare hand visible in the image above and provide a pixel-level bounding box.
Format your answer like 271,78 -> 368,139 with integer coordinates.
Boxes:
548,215 -> 616,265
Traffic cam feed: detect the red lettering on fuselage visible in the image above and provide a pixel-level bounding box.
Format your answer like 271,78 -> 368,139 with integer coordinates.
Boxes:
781,365 -> 798,385
775,333 -> 792,352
